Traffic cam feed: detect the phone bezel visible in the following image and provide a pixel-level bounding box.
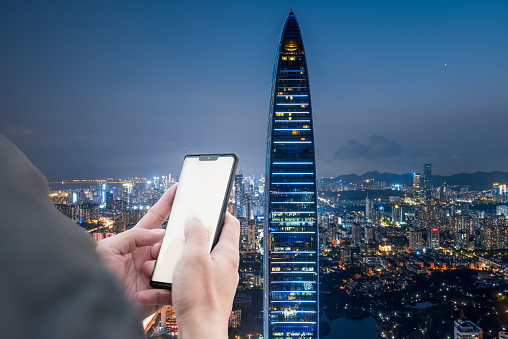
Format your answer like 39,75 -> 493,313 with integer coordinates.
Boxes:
149,153 -> 239,290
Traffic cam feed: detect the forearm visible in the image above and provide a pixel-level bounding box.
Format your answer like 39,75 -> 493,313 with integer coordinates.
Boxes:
177,321 -> 228,339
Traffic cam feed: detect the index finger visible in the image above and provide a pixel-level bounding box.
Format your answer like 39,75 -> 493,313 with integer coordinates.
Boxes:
135,184 -> 178,230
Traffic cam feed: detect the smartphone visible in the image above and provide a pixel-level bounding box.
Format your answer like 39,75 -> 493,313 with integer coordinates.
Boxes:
149,153 -> 239,290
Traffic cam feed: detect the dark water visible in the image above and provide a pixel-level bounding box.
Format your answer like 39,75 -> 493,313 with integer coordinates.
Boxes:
321,313 -> 378,339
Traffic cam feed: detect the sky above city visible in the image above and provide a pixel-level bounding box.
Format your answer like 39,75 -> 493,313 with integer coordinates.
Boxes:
1,0 -> 507,180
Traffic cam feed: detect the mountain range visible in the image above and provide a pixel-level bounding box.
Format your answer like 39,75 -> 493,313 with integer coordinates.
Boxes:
323,171 -> 508,191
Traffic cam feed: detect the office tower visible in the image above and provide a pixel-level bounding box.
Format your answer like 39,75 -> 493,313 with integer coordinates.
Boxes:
454,319 -> 483,339
352,223 -> 362,244
409,227 -> 422,251
264,10 -> 318,339
423,164 -> 431,187
392,205 -> 402,224
365,226 -> 374,244
365,196 -> 372,221
122,183 -> 132,210
106,191 -> 114,210
101,183 -> 107,204
427,227 -> 440,249
235,173 -> 246,219
413,173 -> 421,188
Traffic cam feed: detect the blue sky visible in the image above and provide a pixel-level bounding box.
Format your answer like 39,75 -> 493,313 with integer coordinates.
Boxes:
1,0 -> 507,179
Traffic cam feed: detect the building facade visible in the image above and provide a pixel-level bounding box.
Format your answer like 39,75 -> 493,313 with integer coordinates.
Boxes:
263,10 -> 319,339
454,319 -> 483,339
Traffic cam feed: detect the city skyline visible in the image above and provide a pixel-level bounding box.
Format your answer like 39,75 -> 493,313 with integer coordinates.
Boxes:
1,1 -> 508,180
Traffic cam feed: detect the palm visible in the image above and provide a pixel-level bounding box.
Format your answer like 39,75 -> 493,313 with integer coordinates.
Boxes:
98,242 -> 159,317
96,185 -> 177,319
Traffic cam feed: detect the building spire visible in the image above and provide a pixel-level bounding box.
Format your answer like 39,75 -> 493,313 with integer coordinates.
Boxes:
289,8 -> 294,15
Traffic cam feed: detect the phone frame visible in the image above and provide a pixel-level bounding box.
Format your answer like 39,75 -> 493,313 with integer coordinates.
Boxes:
149,153 -> 239,290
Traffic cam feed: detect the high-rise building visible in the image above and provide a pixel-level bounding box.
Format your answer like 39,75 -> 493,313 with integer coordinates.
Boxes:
413,173 -> 421,189
263,10 -> 319,339
409,227 -> 422,251
105,191 -> 114,210
423,164 -> 432,188
352,223 -> 362,244
454,319 -> 483,339
235,173 -> 246,219
427,227 -> 440,249
365,196 -> 372,221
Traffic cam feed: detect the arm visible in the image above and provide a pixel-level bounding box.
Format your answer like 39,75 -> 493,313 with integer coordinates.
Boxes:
172,214 -> 240,339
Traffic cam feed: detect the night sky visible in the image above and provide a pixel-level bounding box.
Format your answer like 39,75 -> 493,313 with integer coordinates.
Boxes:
1,1 -> 507,180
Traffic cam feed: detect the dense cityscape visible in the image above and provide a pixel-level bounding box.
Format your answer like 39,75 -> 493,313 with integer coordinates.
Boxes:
49,162 -> 508,338
4,1 -> 508,338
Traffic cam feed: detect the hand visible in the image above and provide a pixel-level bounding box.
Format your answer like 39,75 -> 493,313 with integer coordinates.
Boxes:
96,184 -> 177,319
172,214 -> 240,339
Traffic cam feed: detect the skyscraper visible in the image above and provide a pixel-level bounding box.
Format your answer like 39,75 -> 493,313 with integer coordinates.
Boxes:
409,227 -> 422,251
264,10 -> 319,339
235,172 -> 246,219
423,163 -> 432,188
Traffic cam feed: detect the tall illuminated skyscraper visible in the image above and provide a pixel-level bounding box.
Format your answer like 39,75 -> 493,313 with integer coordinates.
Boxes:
263,10 -> 318,339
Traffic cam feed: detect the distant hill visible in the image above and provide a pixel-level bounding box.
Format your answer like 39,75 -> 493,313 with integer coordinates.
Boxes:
322,171 -> 508,191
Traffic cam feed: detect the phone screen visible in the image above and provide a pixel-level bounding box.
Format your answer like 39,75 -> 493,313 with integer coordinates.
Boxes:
150,154 -> 238,288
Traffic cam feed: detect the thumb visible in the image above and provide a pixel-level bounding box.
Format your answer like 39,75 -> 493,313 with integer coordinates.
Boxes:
183,217 -> 209,254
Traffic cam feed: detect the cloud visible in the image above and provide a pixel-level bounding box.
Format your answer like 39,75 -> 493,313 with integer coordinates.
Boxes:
2,125 -> 33,135
334,135 -> 403,160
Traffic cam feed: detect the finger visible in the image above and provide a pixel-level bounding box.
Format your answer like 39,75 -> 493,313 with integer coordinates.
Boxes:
150,242 -> 162,260
113,228 -> 165,255
135,184 -> 178,230
136,289 -> 172,306
211,212 -> 240,256
142,260 -> 156,278
183,217 -> 209,254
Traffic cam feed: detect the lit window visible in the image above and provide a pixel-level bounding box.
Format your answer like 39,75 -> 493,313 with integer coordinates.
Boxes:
285,96 -> 288,99
289,57 -> 295,61
276,113 -> 284,116
303,125 -> 309,128
292,131 -> 300,135
290,96 -> 293,100
301,105 -> 307,108
301,138 -> 306,141
289,113 -> 292,116
282,56 -> 287,60
288,117 -> 292,120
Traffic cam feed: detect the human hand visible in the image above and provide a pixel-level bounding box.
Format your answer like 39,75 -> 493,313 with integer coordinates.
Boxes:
171,214 -> 240,339
96,184 -> 177,319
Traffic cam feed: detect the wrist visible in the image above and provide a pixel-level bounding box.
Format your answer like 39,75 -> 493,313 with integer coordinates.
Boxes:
177,312 -> 228,339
